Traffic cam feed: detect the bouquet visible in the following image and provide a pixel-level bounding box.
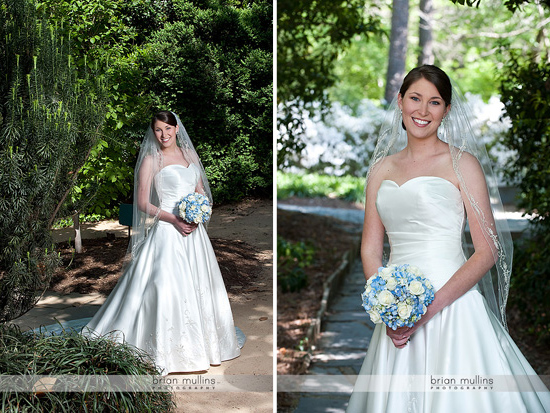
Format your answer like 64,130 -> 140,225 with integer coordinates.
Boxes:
361,264 -> 435,330
177,192 -> 212,224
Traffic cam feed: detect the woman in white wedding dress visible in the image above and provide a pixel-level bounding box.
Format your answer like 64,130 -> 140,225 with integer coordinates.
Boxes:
347,66 -> 550,412
82,111 -> 241,374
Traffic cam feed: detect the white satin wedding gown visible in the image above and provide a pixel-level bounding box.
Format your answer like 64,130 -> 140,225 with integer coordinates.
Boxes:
347,176 -> 550,412
82,164 -> 241,374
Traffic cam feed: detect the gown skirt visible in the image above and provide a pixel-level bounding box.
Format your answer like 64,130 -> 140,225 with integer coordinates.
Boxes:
82,165 -> 241,374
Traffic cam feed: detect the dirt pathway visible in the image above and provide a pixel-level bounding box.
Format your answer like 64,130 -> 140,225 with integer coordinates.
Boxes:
13,198 -> 274,412
174,199 -> 273,412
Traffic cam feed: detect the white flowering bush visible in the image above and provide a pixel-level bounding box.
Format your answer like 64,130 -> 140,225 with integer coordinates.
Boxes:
281,95 -> 513,183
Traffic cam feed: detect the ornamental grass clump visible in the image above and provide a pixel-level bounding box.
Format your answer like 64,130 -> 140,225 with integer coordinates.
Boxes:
0,323 -> 175,412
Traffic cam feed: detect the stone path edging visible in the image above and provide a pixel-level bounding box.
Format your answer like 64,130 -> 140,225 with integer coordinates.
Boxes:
303,243 -> 360,371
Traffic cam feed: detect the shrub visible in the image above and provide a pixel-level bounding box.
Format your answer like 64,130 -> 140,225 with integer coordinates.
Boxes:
0,0 -> 107,321
277,171 -> 365,204
499,57 -> 550,343
0,323 -> 176,412
277,236 -> 315,293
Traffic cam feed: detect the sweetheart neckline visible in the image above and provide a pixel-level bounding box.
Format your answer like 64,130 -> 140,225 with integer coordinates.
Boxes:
159,164 -> 192,172
381,176 -> 460,193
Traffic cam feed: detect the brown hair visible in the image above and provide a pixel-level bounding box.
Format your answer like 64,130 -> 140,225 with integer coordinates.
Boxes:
150,111 -> 177,130
399,65 -> 452,106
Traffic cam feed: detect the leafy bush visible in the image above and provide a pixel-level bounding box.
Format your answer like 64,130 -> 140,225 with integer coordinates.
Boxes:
52,213 -> 107,230
0,323 -> 175,412
277,172 -> 365,204
38,0 -> 272,216
277,236 -> 315,293
142,0 -> 273,203
499,57 -> 550,343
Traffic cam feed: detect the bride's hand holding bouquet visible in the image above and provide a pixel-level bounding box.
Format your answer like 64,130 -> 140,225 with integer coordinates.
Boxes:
361,264 -> 435,348
174,192 -> 211,236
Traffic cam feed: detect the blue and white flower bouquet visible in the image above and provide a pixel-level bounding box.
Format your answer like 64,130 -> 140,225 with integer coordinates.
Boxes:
361,264 -> 435,330
177,192 -> 212,224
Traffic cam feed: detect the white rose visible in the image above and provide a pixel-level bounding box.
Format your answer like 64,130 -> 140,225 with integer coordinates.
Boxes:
380,267 -> 392,280
365,284 -> 372,294
377,290 -> 396,306
201,205 -> 209,212
385,277 -> 398,290
397,302 -> 413,319
409,280 -> 425,295
408,265 -> 422,276
368,310 -> 382,324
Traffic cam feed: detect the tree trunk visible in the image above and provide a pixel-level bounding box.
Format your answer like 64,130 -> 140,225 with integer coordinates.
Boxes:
385,0 -> 410,103
73,212 -> 82,254
418,0 -> 434,66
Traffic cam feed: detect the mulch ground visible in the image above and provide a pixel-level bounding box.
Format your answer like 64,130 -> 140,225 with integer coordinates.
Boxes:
49,237 -> 260,295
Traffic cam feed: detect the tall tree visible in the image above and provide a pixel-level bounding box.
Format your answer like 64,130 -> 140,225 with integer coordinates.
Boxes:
418,0 -> 434,65
0,0 -> 107,321
385,0 -> 409,102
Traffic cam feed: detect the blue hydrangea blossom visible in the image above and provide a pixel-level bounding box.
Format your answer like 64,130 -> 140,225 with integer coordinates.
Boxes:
361,264 -> 435,330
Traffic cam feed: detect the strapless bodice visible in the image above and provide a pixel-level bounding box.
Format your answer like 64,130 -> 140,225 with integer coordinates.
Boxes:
376,176 -> 468,290
154,164 -> 199,214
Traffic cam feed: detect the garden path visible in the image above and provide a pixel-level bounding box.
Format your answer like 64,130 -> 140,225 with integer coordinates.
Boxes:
290,259 -> 374,412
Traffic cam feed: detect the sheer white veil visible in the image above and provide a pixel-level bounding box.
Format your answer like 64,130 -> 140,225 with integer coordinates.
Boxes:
366,66 -> 513,330
127,111 -> 213,262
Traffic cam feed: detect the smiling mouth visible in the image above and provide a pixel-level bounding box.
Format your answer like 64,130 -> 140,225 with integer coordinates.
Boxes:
412,117 -> 430,126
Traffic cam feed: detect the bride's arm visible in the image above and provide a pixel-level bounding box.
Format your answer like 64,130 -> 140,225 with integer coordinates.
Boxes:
391,154 -> 496,346
361,173 -> 386,281
136,156 -> 197,235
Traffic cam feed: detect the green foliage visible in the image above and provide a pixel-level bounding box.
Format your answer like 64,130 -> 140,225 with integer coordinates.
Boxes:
52,213 -> 106,229
0,323 -> 175,411
329,34 -> 388,108
36,0 -> 138,60
41,0 -> 272,211
277,172 -> 365,204
277,0 -> 382,166
328,0 -> 549,107
277,236 -> 315,293
37,0 -> 157,216
0,0 -> 107,321
499,57 -> 550,343
451,0 -> 550,12
143,0 -> 273,202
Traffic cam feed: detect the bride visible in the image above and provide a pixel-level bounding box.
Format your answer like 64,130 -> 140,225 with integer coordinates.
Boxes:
82,111 -> 241,374
347,65 -> 550,412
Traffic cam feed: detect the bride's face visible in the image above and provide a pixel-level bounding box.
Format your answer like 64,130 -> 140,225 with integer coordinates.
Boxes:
398,77 -> 450,140
153,120 -> 179,150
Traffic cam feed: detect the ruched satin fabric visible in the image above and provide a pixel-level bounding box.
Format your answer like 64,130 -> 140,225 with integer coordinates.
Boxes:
347,176 -> 550,412
83,165 -> 240,373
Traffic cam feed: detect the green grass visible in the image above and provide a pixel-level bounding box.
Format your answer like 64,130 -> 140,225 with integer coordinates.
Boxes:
0,323 -> 176,412
52,213 -> 108,229
277,171 -> 365,204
